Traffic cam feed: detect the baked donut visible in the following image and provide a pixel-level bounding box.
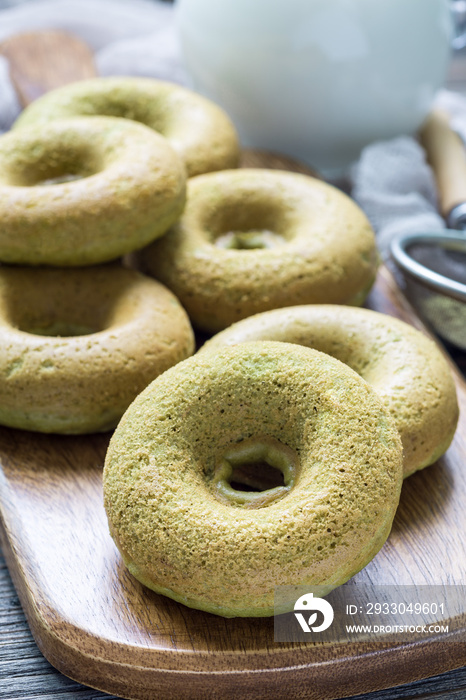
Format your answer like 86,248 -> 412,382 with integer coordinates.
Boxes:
201,305 -> 459,477
103,341 -> 402,617
14,77 -> 240,178
134,169 -> 378,332
0,264 -> 194,434
0,116 -> 186,266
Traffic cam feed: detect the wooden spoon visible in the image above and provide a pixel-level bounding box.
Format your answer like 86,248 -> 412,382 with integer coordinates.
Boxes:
0,29 -> 96,107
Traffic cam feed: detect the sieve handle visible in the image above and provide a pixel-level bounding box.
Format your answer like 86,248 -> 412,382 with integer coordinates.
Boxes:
419,109 -> 466,227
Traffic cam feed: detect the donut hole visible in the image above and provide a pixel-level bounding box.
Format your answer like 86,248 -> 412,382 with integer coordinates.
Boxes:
22,321 -> 99,337
52,93 -> 167,134
39,174 -> 86,186
214,230 -> 283,250
8,304 -> 104,337
3,141 -> 103,187
1,267 -> 129,338
205,196 -> 292,250
213,437 -> 298,508
229,461 -> 285,491
14,308 -> 102,337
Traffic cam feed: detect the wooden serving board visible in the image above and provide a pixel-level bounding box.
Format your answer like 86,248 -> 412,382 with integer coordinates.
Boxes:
0,264 -> 465,700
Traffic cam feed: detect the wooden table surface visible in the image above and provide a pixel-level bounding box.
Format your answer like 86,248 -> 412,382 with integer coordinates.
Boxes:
2,37 -> 466,700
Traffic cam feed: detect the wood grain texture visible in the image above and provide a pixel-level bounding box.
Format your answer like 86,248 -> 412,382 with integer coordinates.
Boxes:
0,264 -> 465,700
0,30 -> 96,107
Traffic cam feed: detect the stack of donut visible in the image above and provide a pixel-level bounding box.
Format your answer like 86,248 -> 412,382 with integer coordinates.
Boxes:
0,77 -> 459,618
0,77 -> 240,432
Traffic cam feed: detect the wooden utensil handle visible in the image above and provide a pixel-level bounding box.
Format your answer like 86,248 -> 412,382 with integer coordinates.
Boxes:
419,109 -> 466,219
0,30 -> 96,107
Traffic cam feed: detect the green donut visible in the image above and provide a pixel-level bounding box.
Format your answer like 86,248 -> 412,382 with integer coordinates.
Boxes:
0,264 -> 194,434
14,77 -> 240,178
201,305 -> 459,477
103,341 -> 402,617
135,169 -> 378,332
0,116 -> 186,266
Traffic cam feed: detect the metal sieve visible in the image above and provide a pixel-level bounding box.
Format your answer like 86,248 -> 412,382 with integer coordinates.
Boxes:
390,110 -> 466,349
391,230 -> 466,348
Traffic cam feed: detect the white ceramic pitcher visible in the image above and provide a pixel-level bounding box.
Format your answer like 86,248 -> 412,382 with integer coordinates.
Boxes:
176,0 -> 461,176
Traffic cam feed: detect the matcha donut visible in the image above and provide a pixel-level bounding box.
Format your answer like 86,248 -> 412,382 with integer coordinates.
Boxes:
0,264 -> 194,434
14,77 -> 240,178
0,116 -> 186,266
103,341 -> 402,617
202,305 -> 459,477
135,169 -> 378,332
